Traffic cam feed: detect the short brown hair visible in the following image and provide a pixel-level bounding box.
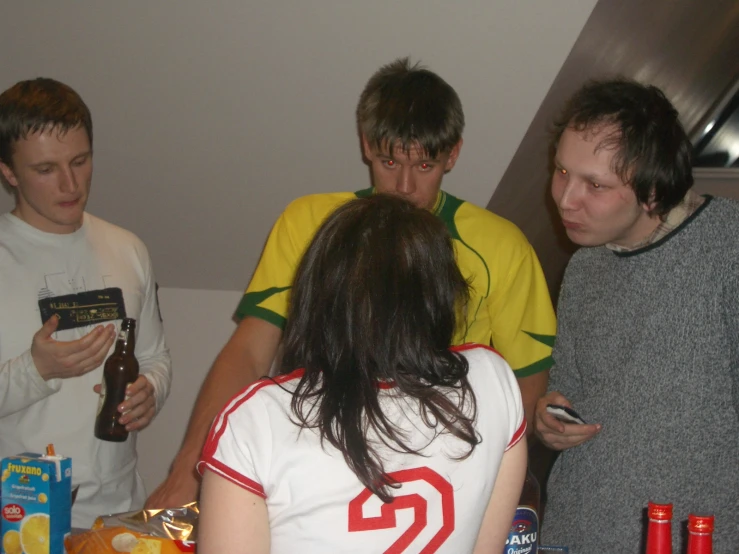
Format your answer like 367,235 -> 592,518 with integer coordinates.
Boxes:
357,57 -> 464,159
0,78 -> 93,166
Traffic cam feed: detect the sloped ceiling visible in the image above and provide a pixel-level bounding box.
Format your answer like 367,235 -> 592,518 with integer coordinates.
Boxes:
490,0 -> 739,299
0,0 -> 597,290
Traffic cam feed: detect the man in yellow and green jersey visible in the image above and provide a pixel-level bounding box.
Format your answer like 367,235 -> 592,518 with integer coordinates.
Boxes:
238,187 -> 554,379
147,57 -> 556,509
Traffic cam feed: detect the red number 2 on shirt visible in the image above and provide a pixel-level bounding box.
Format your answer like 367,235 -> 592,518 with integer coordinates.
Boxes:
348,466 -> 455,553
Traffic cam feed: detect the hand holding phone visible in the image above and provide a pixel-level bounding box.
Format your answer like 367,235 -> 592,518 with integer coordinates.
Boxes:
546,404 -> 587,425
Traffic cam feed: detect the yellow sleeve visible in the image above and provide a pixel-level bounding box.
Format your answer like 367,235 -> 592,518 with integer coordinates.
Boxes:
234,209 -> 300,328
234,193 -> 351,328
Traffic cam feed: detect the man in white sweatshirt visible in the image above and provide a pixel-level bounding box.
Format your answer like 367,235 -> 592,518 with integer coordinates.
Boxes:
0,77 -> 172,527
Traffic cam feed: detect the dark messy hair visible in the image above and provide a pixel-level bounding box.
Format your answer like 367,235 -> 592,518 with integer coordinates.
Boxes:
0,78 -> 93,166
553,78 -> 693,217
357,57 -> 464,159
280,194 -> 477,502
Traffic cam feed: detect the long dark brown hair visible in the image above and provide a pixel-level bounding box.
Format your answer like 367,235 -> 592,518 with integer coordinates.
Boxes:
280,194 -> 478,502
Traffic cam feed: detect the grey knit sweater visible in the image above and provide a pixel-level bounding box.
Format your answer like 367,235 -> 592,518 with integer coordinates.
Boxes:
542,196 -> 739,553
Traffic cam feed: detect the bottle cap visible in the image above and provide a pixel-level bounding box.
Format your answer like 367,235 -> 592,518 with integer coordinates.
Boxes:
647,501 -> 673,521
688,514 -> 714,533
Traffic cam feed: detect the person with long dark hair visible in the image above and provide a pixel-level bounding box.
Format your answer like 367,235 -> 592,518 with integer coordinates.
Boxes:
198,195 -> 527,553
147,58 -> 554,511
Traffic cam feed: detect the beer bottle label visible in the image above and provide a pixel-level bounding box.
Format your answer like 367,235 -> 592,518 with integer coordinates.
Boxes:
505,506 -> 538,554
96,380 -> 106,416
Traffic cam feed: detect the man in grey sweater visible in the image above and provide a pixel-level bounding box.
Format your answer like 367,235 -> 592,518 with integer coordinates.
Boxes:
534,79 -> 739,552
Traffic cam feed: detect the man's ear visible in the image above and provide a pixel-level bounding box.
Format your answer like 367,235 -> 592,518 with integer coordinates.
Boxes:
445,139 -> 463,171
0,161 -> 18,189
641,188 -> 660,217
642,201 -> 658,215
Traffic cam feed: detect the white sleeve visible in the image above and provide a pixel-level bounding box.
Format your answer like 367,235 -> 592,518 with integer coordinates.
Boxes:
135,246 -> 172,414
466,345 -> 526,451
197,383 -> 272,498
0,350 -> 62,417
491,351 -> 526,451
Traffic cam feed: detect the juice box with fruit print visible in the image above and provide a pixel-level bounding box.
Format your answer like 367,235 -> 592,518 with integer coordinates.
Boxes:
1,449 -> 71,554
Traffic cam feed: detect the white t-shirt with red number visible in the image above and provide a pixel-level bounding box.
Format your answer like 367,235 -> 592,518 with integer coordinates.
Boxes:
198,344 -> 525,554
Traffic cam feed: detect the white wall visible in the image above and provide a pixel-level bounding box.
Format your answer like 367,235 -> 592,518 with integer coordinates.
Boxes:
0,0 -> 597,291
135,287 -> 242,493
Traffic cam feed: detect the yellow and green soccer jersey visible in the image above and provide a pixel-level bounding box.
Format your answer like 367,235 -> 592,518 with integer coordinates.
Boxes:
235,188 -> 556,376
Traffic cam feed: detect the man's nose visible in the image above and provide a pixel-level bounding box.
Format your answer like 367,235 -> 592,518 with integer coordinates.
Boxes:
396,167 -> 415,195
556,181 -> 580,211
59,166 -> 79,194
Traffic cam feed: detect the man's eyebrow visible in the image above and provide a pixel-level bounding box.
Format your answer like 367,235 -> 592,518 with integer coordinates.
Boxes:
30,150 -> 91,164
553,155 -> 572,169
552,160 -> 610,182
395,152 -> 439,163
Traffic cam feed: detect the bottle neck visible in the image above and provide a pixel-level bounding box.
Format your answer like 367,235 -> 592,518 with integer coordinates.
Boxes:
645,519 -> 672,554
687,532 -> 712,554
114,326 -> 136,355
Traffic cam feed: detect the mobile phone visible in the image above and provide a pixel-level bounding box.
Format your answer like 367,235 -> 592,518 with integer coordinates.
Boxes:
546,404 -> 587,425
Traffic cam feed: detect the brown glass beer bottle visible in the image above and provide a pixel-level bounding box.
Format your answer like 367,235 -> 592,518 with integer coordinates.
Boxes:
686,514 -> 714,554
94,318 -> 139,442
645,501 -> 673,554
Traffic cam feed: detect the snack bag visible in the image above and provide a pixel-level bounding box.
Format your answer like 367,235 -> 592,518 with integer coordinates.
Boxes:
1,446 -> 72,554
65,503 -> 197,554
65,527 -> 194,553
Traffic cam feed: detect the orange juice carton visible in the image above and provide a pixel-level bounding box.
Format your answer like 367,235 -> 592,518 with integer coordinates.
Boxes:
1,448 -> 71,554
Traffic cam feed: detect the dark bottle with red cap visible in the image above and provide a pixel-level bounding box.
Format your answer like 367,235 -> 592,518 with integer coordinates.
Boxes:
687,514 -> 714,554
645,501 -> 673,554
